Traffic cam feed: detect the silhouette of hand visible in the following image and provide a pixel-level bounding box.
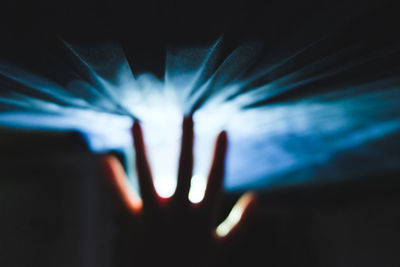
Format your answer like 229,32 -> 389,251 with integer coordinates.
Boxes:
101,117 -> 256,267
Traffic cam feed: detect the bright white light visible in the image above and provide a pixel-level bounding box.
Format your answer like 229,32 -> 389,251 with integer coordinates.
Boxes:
137,102 -> 236,201
136,101 -> 251,198
2,38 -> 400,195
153,175 -> 177,198
138,105 -> 181,198
188,174 -> 207,203
152,174 -> 207,202
216,201 -> 243,237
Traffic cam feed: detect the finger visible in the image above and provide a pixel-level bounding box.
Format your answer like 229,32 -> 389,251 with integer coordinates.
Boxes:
202,131 -> 228,207
174,116 -> 194,201
100,155 -> 143,216
132,120 -> 159,208
215,192 -> 257,245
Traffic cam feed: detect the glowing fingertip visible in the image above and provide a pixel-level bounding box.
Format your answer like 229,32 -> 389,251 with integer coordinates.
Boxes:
188,174 -> 207,203
215,193 -> 255,237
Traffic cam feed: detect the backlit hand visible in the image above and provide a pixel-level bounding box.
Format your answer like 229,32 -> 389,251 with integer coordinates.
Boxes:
101,116 -> 256,267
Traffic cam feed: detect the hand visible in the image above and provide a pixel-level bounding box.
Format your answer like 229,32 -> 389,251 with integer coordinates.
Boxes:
100,116 -> 256,267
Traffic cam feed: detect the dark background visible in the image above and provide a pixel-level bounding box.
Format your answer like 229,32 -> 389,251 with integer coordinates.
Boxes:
1,0 -> 400,266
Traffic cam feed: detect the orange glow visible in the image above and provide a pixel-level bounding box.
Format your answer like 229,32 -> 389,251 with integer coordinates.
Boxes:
101,155 -> 143,215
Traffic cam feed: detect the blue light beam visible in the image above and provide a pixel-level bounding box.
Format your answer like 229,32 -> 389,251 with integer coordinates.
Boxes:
1,37 -> 400,199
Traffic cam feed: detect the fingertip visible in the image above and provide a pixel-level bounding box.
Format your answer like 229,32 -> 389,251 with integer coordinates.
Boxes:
218,130 -> 228,147
132,120 -> 146,153
240,192 -> 258,216
183,114 -> 193,125
215,131 -> 228,158
182,115 -> 194,135
132,120 -> 141,137
219,130 -> 227,139
241,191 -> 257,204
99,154 -> 110,166
214,191 -> 257,245
222,129 -> 227,135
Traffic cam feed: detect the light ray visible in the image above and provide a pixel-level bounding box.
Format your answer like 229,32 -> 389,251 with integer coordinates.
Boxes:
1,35 -> 399,197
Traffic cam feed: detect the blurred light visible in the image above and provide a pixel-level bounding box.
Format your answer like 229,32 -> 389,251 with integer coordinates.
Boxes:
216,205 -> 242,237
188,174 -> 207,203
1,37 -> 400,195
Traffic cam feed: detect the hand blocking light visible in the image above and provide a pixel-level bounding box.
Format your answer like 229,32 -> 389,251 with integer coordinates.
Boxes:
100,116 -> 256,266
